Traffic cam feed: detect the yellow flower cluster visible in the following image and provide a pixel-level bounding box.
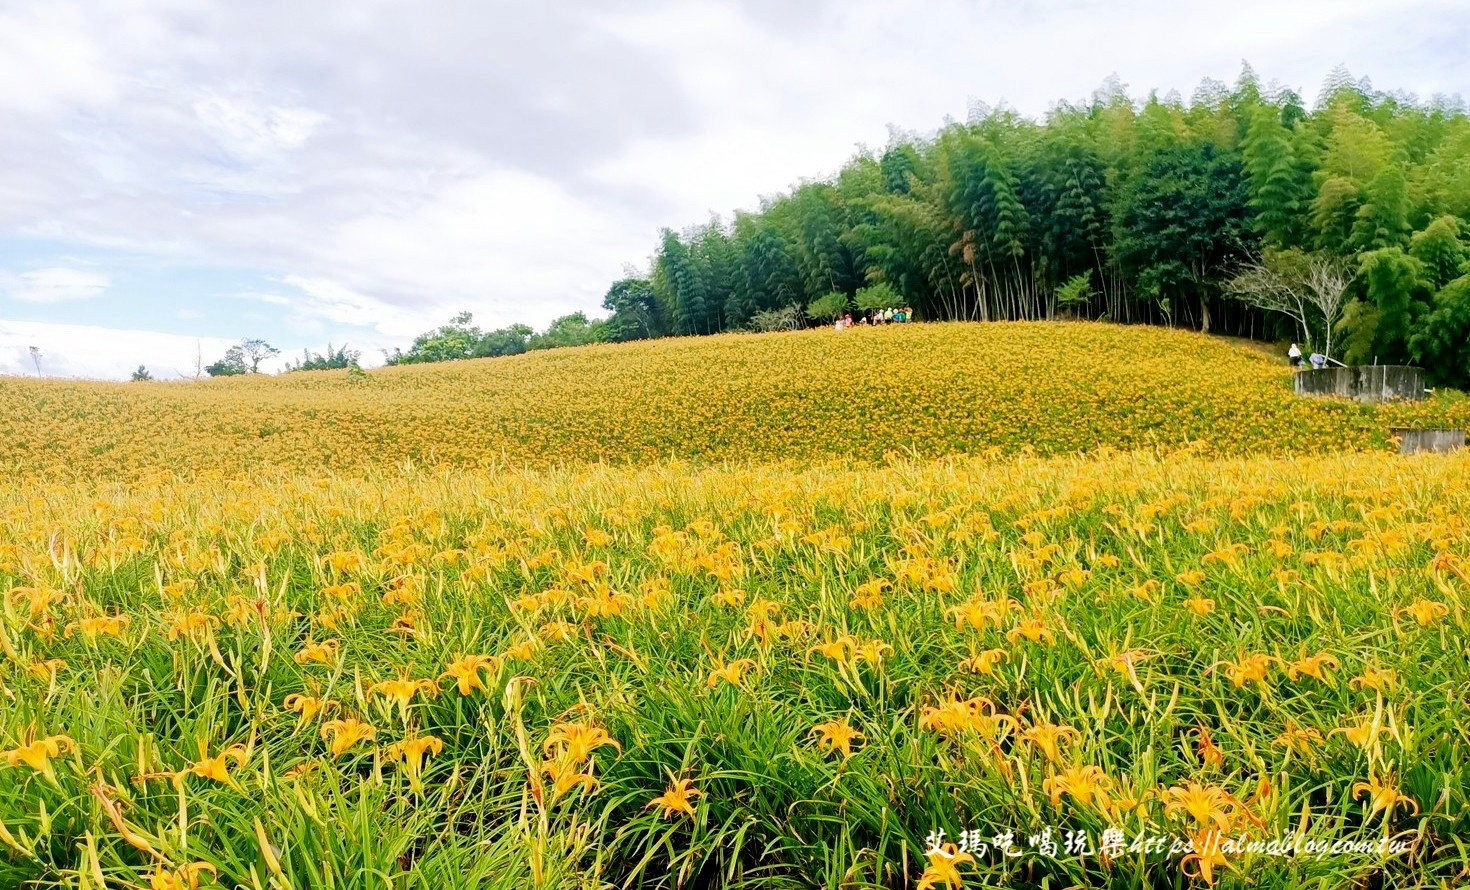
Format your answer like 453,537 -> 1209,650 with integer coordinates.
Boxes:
0,446 -> 1464,886
3,322 -> 1466,479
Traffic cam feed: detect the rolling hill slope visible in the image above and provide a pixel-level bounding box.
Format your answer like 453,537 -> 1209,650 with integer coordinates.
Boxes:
1,322 -> 1464,477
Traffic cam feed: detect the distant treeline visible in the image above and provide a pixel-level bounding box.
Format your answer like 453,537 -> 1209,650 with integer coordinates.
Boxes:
362,66 -> 1470,388
572,66 -> 1466,387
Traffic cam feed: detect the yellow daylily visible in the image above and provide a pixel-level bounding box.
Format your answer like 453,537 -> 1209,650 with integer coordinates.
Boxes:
440,654 -> 499,696
1396,600 -> 1448,627
706,658 -> 757,689
810,637 -> 853,664
369,677 -> 438,721
1214,653 -> 1277,689
1272,721 -> 1324,759
1350,667 -> 1398,693
1160,782 -> 1241,832
1095,650 -> 1151,693
1182,595 -> 1216,617
961,648 -> 1007,675
947,596 -> 1018,631
26,658 -> 65,683
64,614 -> 130,641
386,734 -> 444,793
543,720 -> 620,765
1021,721 -> 1078,763
502,638 -> 541,661
283,694 -> 337,723
1352,773 -> 1419,823
321,718 -> 376,756
1179,829 -> 1230,886
540,756 -> 600,803
149,861 -> 217,890
1043,764 -> 1112,808
919,696 -> 1015,740
647,776 -> 702,819
1285,653 -> 1339,684
810,719 -> 863,759
916,843 -> 973,890
180,743 -> 248,786
1006,615 -> 1054,645
1195,725 -> 1225,768
2,734 -> 76,783
293,639 -> 340,666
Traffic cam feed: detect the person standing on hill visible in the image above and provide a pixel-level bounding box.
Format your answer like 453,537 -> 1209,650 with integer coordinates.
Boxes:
1288,343 -> 1302,367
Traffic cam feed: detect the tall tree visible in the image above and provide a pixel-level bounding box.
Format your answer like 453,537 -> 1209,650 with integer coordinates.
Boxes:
602,277 -> 664,342
655,229 -> 713,336
1113,140 -> 1257,331
1242,106 -> 1312,248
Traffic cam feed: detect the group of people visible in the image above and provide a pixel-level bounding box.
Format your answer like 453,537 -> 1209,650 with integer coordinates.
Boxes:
1287,343 -> 1329,370
834,306 -> 915,330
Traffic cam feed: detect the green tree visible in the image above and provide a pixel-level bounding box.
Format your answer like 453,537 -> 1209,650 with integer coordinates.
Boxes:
130,365 -> 152,382
1113,140 -> 1257,332
1408,215 -> 1467,289
655,230 -> 713,336
1410,273 -> 1470,386
529,313 -> 607,350
879,142 -> 922,194
1242,105 -> 1312,248
476,324 -> 533,357
1053,272 -> 1095,316
386,312 -> 482,365
1351,166 -> 1413,252
601,277 -> 663,342
806,291 -> 851,322
854,282 -> 903,311
749,305 -> 803,332
285,344 -> 360,372
205,345 -> 249,376
1354,247 -> 1431,363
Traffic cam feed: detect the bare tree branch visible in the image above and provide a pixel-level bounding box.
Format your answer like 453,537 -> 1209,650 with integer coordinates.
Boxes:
1224,260 -> 1312,347
1304,256 -> 1353,360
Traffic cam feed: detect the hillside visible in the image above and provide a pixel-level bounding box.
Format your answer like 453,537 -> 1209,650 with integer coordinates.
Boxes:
4,323 -> 1467,888
1,322 -> 1465,477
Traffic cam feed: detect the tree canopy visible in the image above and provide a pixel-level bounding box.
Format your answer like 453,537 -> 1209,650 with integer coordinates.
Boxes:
594,67 -> 1470,387
382,67 -> 1470,390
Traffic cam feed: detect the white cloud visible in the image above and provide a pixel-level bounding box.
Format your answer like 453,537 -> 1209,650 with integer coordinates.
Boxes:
0,0 -> 1466,370
308,170 -> 639,329
276,273 -> 426,336
0,319 -> 237,380
0,5 -> 116,114
3,267 -> 111,303
194,92 -> 327,159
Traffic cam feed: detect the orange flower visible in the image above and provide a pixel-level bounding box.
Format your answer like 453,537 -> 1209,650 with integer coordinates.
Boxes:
1043,764 -> 1111,808
1353,773 -> 1419,823
647,776 -> 702,819
293,639 -> 340,666
2,734 -> 76,783
810,720 -> 864,759
440,654 -> 499,696
321,718 -> 376,756
916,843 -> 974,890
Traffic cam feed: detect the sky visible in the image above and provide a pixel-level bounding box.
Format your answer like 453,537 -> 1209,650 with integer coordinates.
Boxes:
2,0 -> 1468,379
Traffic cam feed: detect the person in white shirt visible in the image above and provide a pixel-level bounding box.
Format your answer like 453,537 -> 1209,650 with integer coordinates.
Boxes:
1288,343 -> 1302,367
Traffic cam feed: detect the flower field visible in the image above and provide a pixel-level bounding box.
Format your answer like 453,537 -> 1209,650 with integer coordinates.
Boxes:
2,447 -> 1467,888
2,324 -> 1468,889
2,322 -> 1467,478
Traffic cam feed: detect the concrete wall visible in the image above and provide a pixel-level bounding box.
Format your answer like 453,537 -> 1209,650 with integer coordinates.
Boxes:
1293,366 -> 1425,402
1392,428 -> 1466,455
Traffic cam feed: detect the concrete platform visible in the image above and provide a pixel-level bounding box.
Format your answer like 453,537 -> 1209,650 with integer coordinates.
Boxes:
1391,428 -> 1466,455
1294,366 -> 1425,402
